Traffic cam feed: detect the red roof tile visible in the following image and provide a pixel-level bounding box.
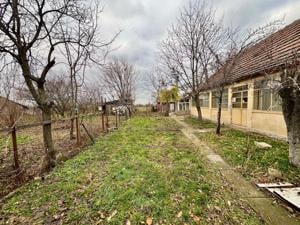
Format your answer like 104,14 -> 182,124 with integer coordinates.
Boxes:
206,19 -> 300,89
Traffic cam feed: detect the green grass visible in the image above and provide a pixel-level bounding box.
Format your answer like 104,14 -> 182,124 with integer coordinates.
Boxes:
196,129 -> 300,184
0,135 -> 32,150
183,116 -> 216,129
0,117 -> 263,224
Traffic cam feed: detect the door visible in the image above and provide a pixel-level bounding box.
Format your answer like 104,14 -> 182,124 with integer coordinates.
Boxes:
231,85 -> 248,126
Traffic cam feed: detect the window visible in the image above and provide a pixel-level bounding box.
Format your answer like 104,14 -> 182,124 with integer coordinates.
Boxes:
232,85 -> 248,109
212,89 -> 228,108
253,88 -> 281,111
179,102 -> 189,111
199,93 -> 210,107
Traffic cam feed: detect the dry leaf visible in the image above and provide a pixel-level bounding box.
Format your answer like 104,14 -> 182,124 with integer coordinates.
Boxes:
146,217 -> 153,225
126,220 -> 131,225
176,211 -> 183,218
107,210 -> 117,222
193,215 -> 200,222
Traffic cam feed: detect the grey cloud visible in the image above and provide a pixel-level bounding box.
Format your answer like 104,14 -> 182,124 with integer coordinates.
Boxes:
98,0 -> 300,104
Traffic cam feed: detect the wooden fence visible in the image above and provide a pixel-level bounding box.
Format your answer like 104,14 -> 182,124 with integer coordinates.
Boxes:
0,110 -> 123,175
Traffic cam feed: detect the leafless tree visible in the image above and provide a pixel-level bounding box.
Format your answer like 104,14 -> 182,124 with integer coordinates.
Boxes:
46,74 -> 72,118
149,67 -> 168,103
277,52 -> 300,166
0,62 -> 17,114
101,57 -> 136,117
160,0 -> 215,120
204,20 -> 282,134
260,50 -> 300,166
59,2 -> 118,139
77,81 -> 103,114
0,0 -> 114,170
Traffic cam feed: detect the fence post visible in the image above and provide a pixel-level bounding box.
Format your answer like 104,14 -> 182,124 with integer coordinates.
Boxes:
11,126 -> 20,171
9,115 -> 20,171
75,113 -> 80,146
101,111 -> 105,132
105,108 -> 109,133
115,110 -> 118,128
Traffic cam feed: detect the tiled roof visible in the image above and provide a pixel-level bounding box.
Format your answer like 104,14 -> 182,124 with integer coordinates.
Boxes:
205,19 -> 300,89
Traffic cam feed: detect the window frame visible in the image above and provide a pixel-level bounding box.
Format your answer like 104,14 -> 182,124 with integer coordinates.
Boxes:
212,89 -> 229,109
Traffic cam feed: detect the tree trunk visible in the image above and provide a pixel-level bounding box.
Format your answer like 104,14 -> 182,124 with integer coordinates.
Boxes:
70,117 -> 75,140
70,73 -> 76,140
41,105 -> 56,171
216,89 -> 223,135
165,103 -> 170,117
280,89 -> 300,167
193,94 -> 203,121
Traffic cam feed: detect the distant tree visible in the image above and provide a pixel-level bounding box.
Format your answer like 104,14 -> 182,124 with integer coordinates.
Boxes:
46,75 -> 72,118
59,3 -> 118,139
159,86 -> 180,116
101,57 -> 136,117
160,0 -> 215,120
149,67 -> 168,112
0,63 -> 17,114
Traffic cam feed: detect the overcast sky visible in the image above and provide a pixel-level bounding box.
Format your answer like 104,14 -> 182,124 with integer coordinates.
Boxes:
97,0 -> 300,104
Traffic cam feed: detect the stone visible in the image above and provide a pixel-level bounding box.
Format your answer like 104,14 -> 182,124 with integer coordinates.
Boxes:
56,153 -> 68,162
254,141 -> 272,149
268,168 -> 282,179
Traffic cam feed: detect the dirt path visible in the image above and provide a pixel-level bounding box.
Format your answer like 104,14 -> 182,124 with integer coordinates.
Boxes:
173,115 -> 300,225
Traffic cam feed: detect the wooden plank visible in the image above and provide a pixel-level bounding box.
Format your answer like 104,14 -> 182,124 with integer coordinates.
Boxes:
257,182 -> 295,188
273,187 -> 300,210
0,113 -> 101,133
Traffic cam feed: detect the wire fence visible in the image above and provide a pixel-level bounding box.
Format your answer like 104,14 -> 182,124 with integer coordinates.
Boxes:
0,110 -> 127,198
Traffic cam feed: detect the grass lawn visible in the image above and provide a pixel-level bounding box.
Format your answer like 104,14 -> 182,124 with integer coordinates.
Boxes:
183,116 -> 216,129
0,117 -> 263,224
194,127 -> 300,184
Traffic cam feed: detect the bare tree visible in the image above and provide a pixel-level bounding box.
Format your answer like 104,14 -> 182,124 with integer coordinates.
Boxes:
0,0 -> 112,170
77,81 -> 103,114
160,0 -> 215,120
101,57 -> 136,117
149,67 -> 167,103
59,3 -> 118,139
204,20 -> 282,134
276,52 -> 300,166
0,62 -> 17,114
46,74 -> 72,118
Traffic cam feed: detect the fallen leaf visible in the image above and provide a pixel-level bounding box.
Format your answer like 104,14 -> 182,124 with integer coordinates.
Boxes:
146,217 -> 153,225
214,206 -> 221,213
193,215 -> 200,222
176,211 -> 183,218
107,210 -> 117,222
126,220 -> 131,225
99,212 -> 105,219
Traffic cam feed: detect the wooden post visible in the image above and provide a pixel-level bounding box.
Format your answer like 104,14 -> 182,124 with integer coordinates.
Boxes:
11,126 -> 20,171
9,115 -> 20,171
105,108 -> 109,132
115,110 -> 118,128
101,111 -> 105,132
75,114 -> 80,146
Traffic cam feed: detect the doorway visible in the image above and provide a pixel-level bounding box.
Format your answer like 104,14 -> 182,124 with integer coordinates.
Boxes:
231,85 -> 248,126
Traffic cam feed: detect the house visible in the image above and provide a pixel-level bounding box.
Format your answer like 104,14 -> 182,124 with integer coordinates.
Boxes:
190,19 -> 300,139
101,99 -> 133,116
157,96 -> 191,114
